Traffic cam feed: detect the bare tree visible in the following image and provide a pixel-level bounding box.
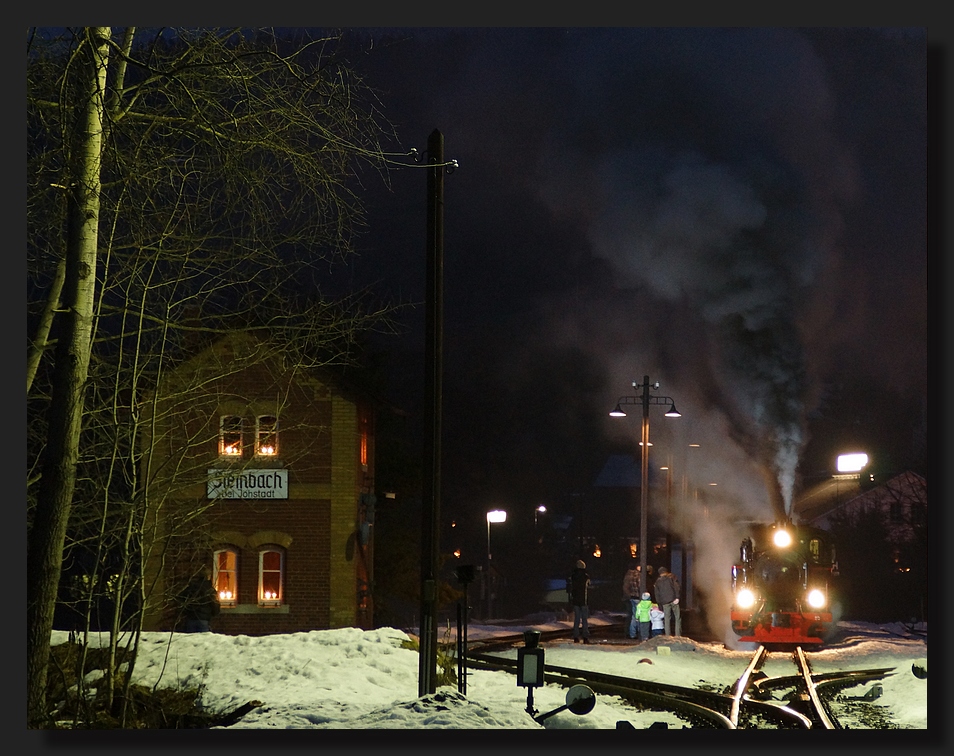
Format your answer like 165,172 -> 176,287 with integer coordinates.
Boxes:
27,26 -> 407,727
27,27 -> 110,728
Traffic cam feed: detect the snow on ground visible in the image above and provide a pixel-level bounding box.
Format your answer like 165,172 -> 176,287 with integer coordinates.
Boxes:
48,612 -> 928,730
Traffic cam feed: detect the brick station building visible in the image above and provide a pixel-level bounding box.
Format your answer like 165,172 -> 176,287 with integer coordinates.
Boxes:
141,332 -> 376,635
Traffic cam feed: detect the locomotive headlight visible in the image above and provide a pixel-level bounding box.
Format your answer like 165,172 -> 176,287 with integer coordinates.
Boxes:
806,588 -> 826,609
773,529 -> 792,548
736,588 -> 756,608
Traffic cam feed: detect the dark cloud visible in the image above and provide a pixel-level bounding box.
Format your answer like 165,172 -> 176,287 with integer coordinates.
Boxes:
340,27 -> 926,531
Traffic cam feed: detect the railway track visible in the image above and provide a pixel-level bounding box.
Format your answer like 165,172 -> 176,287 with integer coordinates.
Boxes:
462,631 -> 895,728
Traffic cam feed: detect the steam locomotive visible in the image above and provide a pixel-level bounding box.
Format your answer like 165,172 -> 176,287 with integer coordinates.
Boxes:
730,520 -> 838,646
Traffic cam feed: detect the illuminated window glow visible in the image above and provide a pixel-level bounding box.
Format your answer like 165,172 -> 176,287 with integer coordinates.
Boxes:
259,548 -> 283,605
213,548 -> 237,605
256,415 -> 279,456
360,417 -> 368,467
219,415 -> 243,456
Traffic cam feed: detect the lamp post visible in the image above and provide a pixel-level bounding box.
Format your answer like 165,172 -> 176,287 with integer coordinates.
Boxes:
610,375 -> 681,595
486,509 -> 506,618
534,505 -> 547,540
660,456 -> 673,563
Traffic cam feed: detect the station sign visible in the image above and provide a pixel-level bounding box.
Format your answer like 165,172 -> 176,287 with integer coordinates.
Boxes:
207,469 -> 288,500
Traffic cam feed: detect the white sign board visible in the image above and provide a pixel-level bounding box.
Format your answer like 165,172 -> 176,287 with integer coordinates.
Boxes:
207,469 -> 288,500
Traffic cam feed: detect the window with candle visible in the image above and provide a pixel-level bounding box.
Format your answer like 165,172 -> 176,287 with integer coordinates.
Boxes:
259,548 -> 284,606
213,548 -> 238,606
256,415 -> 279,457
219,415 -> 243,457
360,415 -> 368,469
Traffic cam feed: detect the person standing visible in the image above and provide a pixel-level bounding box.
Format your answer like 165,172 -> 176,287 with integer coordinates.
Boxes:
567,559 -> 591,644
621,561 -> 641,640
634,592 -> 653,641
179,565 -> 220,633
654,566 -> 682,636
650,602 -> 665,637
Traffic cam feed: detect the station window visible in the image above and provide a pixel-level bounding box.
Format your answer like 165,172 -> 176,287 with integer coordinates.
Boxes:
219,415 -> 243,457
360,415 -> 368,468
259,548 -> 284,606
213,548 -> 238,606
256,415 -> 279,457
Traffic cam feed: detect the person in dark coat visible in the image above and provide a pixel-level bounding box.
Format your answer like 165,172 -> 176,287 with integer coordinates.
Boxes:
567,559 -> 591,644
179,566 -> 220,633
653,566 -> 681,636
621,562 -> 641,639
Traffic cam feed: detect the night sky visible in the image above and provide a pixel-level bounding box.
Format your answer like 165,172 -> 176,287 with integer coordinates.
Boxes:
306,29 -> 930,596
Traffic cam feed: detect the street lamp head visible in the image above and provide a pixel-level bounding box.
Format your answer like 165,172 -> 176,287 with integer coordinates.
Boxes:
665,402 -> 681,418
609,403 -> 627,417
536,505 -> 547,514
486,509 -> 507,524
836,452 -> 869,473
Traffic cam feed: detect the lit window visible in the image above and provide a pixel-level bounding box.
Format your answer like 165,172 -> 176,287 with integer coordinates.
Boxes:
220,415 -> 243,457
360,416 -> 368,468
256,415 -> 279,456
259,548 -> 284,605
213,548 -> 238,605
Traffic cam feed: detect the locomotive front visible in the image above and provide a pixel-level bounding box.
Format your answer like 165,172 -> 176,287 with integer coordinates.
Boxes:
730,521 -> 837,645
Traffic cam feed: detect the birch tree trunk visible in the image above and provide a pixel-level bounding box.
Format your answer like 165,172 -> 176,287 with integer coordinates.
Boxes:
26,257 -> 65,394
26,27 -> 109,728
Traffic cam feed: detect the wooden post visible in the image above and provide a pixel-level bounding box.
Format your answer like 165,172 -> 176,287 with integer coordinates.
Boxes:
419,129 -> 444,696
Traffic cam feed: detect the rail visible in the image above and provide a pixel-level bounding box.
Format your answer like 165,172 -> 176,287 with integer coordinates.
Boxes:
463,641 -> 895,729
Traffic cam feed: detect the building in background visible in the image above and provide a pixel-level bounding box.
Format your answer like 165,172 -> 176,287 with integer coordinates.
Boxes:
141,332 -> 376,635
796,469 -> 927,621
798,470 -> 926,541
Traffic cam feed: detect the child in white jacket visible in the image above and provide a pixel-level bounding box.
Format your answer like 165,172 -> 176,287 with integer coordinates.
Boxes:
650,603 -> 664,637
